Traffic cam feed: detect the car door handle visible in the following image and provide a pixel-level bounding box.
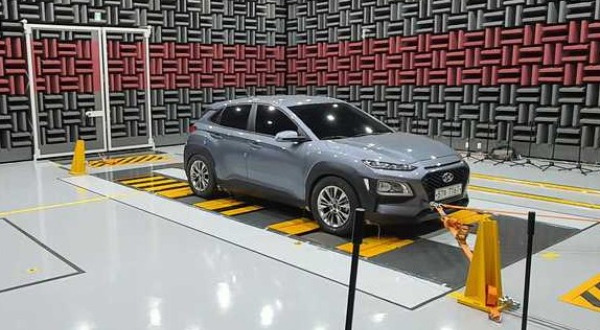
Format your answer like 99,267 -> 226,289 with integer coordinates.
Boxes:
209,132 -> 224,140
249,141 -> 262,150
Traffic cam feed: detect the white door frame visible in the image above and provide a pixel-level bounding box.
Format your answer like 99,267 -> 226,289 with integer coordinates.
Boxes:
102,26 -> 154,151
21,20 -> 155,160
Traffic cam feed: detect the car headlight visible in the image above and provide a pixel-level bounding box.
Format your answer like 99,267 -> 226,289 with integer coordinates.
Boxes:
377,180 -> 413,196
362,160 -> 416,171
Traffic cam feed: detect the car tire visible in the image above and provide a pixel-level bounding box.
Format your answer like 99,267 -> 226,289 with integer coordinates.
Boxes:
186,154 -> 217,198
311,176 -> 359,237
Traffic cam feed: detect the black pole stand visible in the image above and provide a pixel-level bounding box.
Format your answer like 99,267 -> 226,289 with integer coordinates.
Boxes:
540,124 -> 569,171
587,133 -> 600,174
494,121 -> 522,166
588,149 -> 600,174
540,152 -> 568,171
559,124 -> 594,175
463,120 -> 479,161
474,121 -> 493,164
448,116 -> 455,151
512,121 -> 542,169
345,208 -> 365,330
521,211 -> 536,330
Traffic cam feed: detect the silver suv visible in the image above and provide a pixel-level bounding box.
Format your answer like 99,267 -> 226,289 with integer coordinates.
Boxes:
184,96 -> 469,236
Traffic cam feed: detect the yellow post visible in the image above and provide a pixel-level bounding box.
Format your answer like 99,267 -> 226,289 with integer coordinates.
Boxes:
450,217 -> 504,321
69,140 -> 87,175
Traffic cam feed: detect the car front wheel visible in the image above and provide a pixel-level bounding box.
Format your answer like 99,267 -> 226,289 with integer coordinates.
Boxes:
311,177 -> 359,237
186,154 -> 217,198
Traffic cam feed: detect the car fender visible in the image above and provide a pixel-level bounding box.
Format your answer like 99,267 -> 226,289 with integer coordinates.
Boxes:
305,162 -> 376,212
183,141 -> 215,170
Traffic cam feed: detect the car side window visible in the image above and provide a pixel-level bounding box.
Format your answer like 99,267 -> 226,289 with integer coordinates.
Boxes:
255,105 -> 298,136
219,105 -> 252,130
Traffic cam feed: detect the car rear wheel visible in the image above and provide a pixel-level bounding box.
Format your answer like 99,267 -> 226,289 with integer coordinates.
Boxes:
186,154 -> 217,198
311,177 -> 359,237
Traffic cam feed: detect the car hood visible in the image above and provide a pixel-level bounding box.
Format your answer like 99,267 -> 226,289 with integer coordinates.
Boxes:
325,132 -> 458,164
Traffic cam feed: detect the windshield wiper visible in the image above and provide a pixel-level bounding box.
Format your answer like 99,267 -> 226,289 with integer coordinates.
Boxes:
353,132 -> 388,138
353,133 -> 374,138
321,135 -> 348,140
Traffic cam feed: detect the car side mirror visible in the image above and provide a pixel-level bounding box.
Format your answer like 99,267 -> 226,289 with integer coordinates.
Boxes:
275,130 -> 309,143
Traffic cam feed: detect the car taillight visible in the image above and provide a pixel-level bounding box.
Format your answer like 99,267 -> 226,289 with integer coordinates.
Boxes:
189,124 -> 197,133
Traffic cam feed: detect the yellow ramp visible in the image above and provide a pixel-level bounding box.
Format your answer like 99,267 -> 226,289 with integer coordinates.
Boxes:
120,176 -> 165,185
268,218 -> 320,235
221,205 -> 264,216
195,198 -> 245,211
337,237 -> 414,258
158,187 -> 193,199
130,179 -> 177,188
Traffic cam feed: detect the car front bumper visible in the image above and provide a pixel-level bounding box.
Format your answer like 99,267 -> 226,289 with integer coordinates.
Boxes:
359,160 -> 470,225
366,195 -> 469,225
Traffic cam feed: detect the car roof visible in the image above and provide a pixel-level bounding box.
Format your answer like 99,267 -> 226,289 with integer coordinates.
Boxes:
206,95 -> 339,109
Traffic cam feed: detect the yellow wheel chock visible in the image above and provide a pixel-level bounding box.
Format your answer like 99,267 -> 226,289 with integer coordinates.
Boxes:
431,203 -> 506,322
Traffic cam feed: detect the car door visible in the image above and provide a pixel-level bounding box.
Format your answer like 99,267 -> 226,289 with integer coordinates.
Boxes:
209,103 -> 253,183
246,104 -> 308,204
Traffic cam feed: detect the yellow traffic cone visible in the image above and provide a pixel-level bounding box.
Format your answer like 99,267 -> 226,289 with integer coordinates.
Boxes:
450,217 -> 504,321
69,140 -> 87,175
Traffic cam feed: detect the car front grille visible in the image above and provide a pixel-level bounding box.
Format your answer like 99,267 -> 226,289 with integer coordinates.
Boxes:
422,165 -> 470,201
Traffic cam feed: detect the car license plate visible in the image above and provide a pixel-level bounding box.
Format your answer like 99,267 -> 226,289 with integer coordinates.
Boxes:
434,183 -> 463,201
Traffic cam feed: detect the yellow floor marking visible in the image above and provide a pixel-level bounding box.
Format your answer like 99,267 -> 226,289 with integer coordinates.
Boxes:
472,173 -> 600,195
268,218 -> 320,235
541,251 -> 561,260
120,176 -> 165,185
337,237 -> 414,258
0,191 -> 140,217
144,182 -> 189,192
116,155 -> 146,165
195,198 -> 245,210
26,267 -> 40,274
129,178 -> 177,188
560,273 -> 600,313
588,286 -> 600,301
88,161 -> 109,168
158,187 -> 193,199
88,154 -> 170,168
221,205 -> 264,216
469,185 -> 600,210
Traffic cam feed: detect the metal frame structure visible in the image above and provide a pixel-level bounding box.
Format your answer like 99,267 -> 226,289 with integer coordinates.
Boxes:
21,20 -> 155,160
101,26 -> 154,152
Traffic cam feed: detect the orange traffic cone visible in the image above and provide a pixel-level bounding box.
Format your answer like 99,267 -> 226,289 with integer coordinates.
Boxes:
69,140 -> 87,175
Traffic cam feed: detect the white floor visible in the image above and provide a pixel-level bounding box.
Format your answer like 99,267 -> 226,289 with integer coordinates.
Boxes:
0,147 -> 598,330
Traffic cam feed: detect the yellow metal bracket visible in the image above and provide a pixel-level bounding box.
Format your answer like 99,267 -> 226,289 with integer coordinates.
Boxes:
431,203 -> 506,322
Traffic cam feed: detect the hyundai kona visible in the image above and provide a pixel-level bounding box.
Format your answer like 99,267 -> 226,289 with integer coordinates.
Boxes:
184,96 -> 469,236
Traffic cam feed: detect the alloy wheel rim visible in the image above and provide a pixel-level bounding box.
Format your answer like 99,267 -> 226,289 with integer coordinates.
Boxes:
317,185 -> 351,228
190,160 -> 210,191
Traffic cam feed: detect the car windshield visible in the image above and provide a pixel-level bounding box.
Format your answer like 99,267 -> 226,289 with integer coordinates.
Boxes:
288,103 -> 393,140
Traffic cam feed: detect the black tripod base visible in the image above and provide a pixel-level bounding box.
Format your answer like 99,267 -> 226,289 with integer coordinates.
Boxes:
462,150 -> 486,162
510,158 -> 544,169
540,161 -> 569,172
472,154 -> 492,164
558,163 -> 596,175
493,159 -> 523,166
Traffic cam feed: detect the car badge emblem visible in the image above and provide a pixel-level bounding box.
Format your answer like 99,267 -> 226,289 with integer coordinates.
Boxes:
442,172 -> 454,183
